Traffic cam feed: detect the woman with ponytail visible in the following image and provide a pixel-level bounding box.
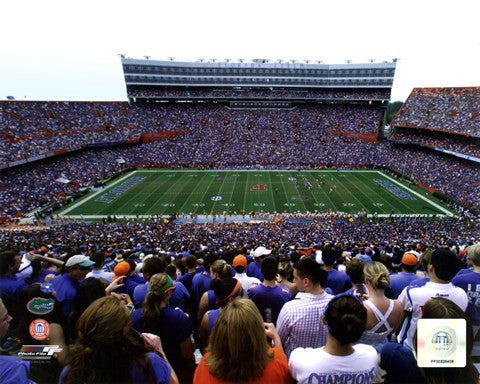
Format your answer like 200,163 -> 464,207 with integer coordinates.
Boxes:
199,277 -> 243,351
197,259 -> 232,324
131,273 -> 194,381
289,295 -> 377,384
358,262 -> 404,351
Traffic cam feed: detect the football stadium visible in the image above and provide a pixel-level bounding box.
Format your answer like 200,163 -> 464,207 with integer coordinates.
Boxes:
1,5 -> 480,382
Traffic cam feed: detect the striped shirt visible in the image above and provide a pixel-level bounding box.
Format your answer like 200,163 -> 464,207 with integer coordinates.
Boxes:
277,291 -> 333,359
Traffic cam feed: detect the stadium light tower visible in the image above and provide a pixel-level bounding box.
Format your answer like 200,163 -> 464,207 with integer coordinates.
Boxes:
369,59 -> 375,63
392,58 -> 399,62
345,59 -> 352,64
143,56 -> 151,60
168,57 -> 175,61
117,53 -> 126,59
316,60 -> 323,64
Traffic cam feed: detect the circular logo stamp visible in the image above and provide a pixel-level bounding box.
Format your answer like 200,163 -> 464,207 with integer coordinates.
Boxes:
29,319 -> 50,341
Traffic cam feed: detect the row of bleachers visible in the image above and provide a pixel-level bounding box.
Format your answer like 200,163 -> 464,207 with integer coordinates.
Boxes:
0,102 -> 382,164
127,86 -> 391,100
389,128 -> 480,160
392,87 -> 480,136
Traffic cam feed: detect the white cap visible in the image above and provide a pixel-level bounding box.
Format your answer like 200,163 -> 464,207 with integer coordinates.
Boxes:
253,246 -> 271,258
65,255 -> 95,268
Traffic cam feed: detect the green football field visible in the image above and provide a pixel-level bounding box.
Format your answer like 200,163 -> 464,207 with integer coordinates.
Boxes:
58,169 -> 455,219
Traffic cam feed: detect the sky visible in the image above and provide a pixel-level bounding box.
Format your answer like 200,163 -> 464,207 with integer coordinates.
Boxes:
1,0 -> 479,102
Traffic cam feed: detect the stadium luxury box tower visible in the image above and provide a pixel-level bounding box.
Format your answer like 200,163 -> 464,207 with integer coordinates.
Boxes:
121,57 -> 396,136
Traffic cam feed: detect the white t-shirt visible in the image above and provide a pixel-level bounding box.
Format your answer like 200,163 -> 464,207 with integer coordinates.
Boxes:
234,272 -> 261,298
289,344 -> 377,384
397,281 -> 468,350
86,269 -> 114,283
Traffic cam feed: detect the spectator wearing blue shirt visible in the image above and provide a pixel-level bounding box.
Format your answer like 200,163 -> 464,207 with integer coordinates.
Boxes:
248,256 -> 291,325
133,256 -> 167,307
112,260 -> 146,298
178,255 -> 198,298
51,254 -> 95,316
0,298 -> 34,384
166,264 -> 190,311
322,247 -> 352,295
247,246 -> 271,281
355,248 -> 373,264
192,266 -> 212,305
343,258 -> 367,300
452,243 -> 480,335
387,252 -> 421,299
132,273 -> 193,382
0,250 -> 27,320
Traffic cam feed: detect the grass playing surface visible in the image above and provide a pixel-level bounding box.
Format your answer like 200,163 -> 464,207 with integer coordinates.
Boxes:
58,169 -> 455,218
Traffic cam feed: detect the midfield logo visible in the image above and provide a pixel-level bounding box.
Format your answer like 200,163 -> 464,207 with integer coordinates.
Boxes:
251,184 -> 267,191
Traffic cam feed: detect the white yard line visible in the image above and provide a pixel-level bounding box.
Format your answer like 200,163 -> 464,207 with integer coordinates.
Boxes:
376,171 -> 455,217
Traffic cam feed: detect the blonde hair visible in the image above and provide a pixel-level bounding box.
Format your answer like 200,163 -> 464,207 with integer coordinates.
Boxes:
363,261 -> 390,290
210,259 -> 232,279
206,299 -> 272,381
142,273 -> 171,330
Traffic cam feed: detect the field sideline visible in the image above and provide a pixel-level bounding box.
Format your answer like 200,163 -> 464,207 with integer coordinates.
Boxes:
57,169 -> 455,219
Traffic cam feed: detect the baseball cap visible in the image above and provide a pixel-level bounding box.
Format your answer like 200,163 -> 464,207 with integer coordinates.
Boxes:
253,246 -> 271,258
65,255 -> 95,268
113,261 -> 131,281
233,255 -> 247,268
401,251 -> 420,266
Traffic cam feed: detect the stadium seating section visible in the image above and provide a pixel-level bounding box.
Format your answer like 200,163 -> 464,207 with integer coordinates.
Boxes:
1,88 -> 479,221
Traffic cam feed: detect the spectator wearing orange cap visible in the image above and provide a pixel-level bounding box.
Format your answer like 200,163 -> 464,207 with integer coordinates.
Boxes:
232,254 -> 260,298
113,260 -> 146,299
387,251 -> 421,299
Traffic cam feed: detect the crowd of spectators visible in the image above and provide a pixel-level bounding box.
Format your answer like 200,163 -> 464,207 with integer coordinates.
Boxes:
1,102 -> 382,164
127,86 -> 392,101
393,87 -> 480,136
1,239 -> 480,383
1,216 -> 479,257
389,129 -> 480,159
